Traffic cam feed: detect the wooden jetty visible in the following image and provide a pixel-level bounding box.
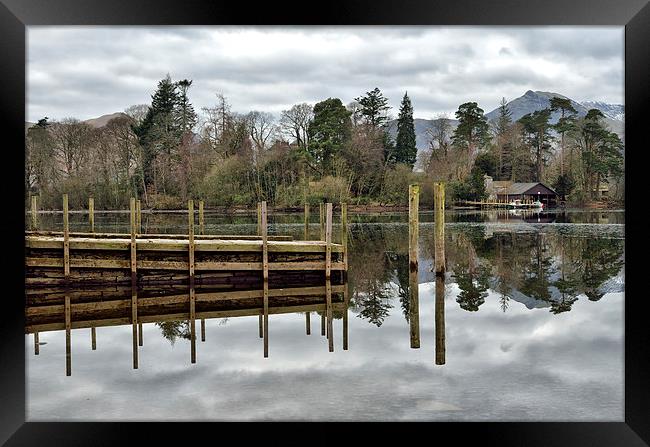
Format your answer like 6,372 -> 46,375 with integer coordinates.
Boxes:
26,196 -> 347,288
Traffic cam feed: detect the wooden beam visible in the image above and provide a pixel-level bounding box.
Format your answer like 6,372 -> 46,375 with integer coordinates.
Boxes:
261,201 -> 269,358
409,184 -> 420,349
63,194 -> 70,279
88,197 -> 94,233
434,182 -> 446,276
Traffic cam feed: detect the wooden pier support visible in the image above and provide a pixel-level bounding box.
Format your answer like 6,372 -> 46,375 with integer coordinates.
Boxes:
189,200 -> 196,364
31,195 -> 38,231
325,203 -> 334,352
435,275 -> 446,365
65,294 -> 71,376
261,201 -> 269,358
63,195 -> 70,278
433,182 -> 446,276
34,332 -> 39,355
304,203 -> 310,241
305,312 -> 311,335
409,184 -> 420,349
89,197 -> 95,233
199,200 -> 205,235
130,198 -> 137,281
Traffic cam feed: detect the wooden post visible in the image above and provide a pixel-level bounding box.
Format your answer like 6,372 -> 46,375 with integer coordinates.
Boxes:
138,323 -> 143,346
321,313 -> 325,336
409,184 -> 420,349
31,195 -> 38,231
325,203 -> 333,352
190,286 -> 196,364
257,202 -> 262,236
199,200 -> 205,235
258,314 -> 263,338
304,202 -> 310,241
261,201 -> 269,358
201,319 -> 206,342
305,312 -> 311,335
319,202 -> 324,241
63,194 -> 70,279
136,199 -> 141,234
341,203 -> 348,272
91,327 -> 96,350
65,294 -> 71,376
131,280 -> 138,370
435,275 -> 446,365
130,198 -> 137,282
189,200 -> 196,364
433,182 -> 446,276
88,197 -> 94,233
34,332 -> 39,355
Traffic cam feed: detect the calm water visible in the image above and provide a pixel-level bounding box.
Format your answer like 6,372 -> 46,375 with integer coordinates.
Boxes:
26,209 -> 625,421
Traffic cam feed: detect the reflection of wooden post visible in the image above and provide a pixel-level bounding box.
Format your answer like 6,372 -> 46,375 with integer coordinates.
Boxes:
321,313 -> 325,336
201,319 -> 205,342
138,323 -> 143,346
199,200 -> 204,235
325,203 -> 333,352
189,200 -> 196,364
91,327 -> 96,350
89,197 -> 94,233
319,203 -> 324,241
434,182 -> 446,276
190,286 -> 196,364
131,281 -> 138,370
435,276 -> 446,365
261,201 -> 269,358
34,332 -> 39,355
65,294 -> 71,376
341,203 -> 348,272
304,203 -> 309,241
305,312 -> 311,335
258,315 -> 263,338
409,184 -> 420,349
130,198 -> 137,282
343,281 -> 349,351
63,194 -> 70,279
31,195 -> 38,231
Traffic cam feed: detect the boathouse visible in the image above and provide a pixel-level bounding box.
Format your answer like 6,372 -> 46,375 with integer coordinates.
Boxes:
493,182 -> 558,207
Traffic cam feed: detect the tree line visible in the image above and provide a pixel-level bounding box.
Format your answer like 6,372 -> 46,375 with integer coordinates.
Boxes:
25,75 -> 624,209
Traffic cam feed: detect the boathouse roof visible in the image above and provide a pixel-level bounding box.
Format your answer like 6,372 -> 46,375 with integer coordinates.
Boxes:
496,182 -> 557,195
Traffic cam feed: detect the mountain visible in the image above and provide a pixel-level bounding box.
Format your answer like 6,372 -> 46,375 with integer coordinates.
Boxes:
83,112 -> 129,128
386,117 -> 459,152
580,101 -> 625,121
485,90 -> 624,139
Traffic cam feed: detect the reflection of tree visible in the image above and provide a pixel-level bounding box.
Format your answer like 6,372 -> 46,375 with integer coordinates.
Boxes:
580,238 -> 624,302
520,234 -> 554,303
454,263 -> 491,311
157,320 -> 190,345
390,252 -> 410,322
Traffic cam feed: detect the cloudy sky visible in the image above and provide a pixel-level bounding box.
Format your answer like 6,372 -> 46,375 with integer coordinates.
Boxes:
27,26 -> 624,123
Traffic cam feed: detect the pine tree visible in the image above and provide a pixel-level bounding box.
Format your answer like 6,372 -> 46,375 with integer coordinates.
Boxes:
494,97 -> 512,179
175,79 -> 197,133
354,87 -> 390,128
395,92 -> 417,168
451,102 -> 490,172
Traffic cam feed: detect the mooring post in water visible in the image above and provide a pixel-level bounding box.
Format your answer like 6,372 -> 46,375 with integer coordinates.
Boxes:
130,198 -> 137,280
88,197 -> 94,233
65,294 -> 71,376
435,275 -> 446,365
31,195 -> 38,231
199,200 -> 205,235
433,182 -> 446,276
136,199 -> 142,234
409,184 -> 420,349
261,201 -> 269,358
189,200 -> 196,364
305,312 -> 311,335
131,280 -> 138,370
304,202 -> 310,241
319,203 -> 325,241
62,194 -> 70,278
91,327 -> 96,350
326,203 -> 334,352
34,332 -> 39,355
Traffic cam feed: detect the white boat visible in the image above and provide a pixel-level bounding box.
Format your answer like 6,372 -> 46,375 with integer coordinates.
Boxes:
531,200 -> 544,209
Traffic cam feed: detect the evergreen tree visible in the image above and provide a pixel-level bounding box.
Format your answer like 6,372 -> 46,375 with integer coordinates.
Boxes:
451,102 -> 490,172
175,79 -> 197,133
518,109 -> 554,181
354,87 -> 390,128
307,98 -> 352,175
494,97 -> 513,179
395,92 -> 417,168
550,97 -> 577,176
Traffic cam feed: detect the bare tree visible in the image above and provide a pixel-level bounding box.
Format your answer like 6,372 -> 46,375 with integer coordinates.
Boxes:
279,103 -> 312,151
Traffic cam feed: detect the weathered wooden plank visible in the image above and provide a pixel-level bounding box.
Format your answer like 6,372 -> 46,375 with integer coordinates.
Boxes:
26,231 -> 293,241
63,194 -> 70,278
89,197 -> 95,233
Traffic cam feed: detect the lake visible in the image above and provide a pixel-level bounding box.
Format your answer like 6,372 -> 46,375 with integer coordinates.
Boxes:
26,208 -> 625,421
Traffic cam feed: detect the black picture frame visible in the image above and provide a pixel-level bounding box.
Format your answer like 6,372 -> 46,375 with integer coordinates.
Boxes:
1,0 -> 647,444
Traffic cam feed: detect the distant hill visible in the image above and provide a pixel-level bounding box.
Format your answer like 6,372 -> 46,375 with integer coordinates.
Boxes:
83,112 -> 129,128
580,101 -> 624,121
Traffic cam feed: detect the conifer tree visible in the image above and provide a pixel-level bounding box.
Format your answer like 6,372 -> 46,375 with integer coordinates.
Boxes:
395,92 -> 417,168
